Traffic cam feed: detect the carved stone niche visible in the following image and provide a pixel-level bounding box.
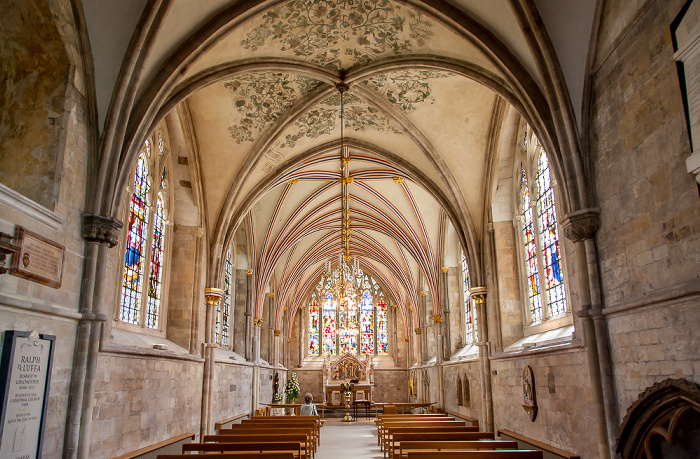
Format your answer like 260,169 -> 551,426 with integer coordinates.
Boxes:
617,378 -> 700,459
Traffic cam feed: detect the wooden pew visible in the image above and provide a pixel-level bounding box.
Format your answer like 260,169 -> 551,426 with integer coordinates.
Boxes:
378,417 -> 457,447
383,426 -> 479,453
182,441 -> 302,458
375,415 -> 454,444
405,451 -> 543,459
243,417 -> 320,446
158,453 -> 295,459
398,440 -> 519,459
380,420 -> 464,452
389,432 -> 496,459
203,433 -> 311,459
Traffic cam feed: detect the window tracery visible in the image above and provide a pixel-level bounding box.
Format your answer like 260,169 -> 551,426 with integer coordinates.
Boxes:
462,254 -> 477,344
518,125 -> 567,325
119,135 -> 170,331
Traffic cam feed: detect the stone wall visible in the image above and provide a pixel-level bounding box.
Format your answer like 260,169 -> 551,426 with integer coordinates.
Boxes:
167,225 -> 201,350
294,369 -> 323,403
212,361 -> 254,422
90,355 -> 203,457
443,361 -> 481,419
373,369 -> 408,403
589,0 -> 700,419
491,349 -> 598,459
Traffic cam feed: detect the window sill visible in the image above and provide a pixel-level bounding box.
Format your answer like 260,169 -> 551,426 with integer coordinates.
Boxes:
102,328 -> 202,362
448,343 -> 480,362
523,313 -> 573,336
502,325 -> 576,354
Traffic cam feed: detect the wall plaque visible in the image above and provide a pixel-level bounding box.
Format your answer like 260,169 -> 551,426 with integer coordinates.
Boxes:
0,330 -> 56,459
10,226 -> 65,288
522,365 -> 537,421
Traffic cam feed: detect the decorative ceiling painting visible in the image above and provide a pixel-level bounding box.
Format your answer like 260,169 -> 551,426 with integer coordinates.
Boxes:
241,0 -> 435,70
363,70 -> 455,111
223,72 -> 322,144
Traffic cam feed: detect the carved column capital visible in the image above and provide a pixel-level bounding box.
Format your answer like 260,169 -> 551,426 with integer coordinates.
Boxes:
440,266 -> 449,273
560,208 -> 600,242
204,287 -> 223,306
246,269 -> 253,275
82,213 -> 123,247
274,329 -> 281,336
469,286 -> 487,304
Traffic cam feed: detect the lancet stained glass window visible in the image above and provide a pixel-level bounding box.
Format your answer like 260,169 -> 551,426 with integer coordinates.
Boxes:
462,254 -> 478,344
119,135 -> 170,330
376,298 -> 388,355
120,150 -> 150,324
217,248 -> 232,346
360,288 -> 374,354
309,295 -> 320,356
322,291 -> 336,355
146,193 -> 165,328
536,149 -> 566,318
519,125 -> 567,325
521,168 -> 542,323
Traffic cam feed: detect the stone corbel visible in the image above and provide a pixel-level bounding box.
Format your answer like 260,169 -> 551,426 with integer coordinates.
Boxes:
82,213 -> 123,247
204,288 -> 223,306
560,208 -> 600,242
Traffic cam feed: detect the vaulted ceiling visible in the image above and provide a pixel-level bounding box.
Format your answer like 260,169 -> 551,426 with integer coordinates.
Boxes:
83,0 -> 596,331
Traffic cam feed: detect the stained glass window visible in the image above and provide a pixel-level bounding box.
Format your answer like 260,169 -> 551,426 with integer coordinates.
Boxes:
360,289 -> 374,354
218,248 -> 232,346
309,296 -> 320,356
462,254 -> 477,344
536,149 -> 566,318
322,291 -> 336,355
146,193 -> 165,328
119,135 -> 170,331
310,265 -> 388,356
519,126 -> 567,325
120,151 -> 150,324
376,297 -> 388,355
521,168 -> 542,323
340,297 -> 357,354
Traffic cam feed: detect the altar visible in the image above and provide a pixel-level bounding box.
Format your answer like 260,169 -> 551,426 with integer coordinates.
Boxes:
322,353 -> 374,407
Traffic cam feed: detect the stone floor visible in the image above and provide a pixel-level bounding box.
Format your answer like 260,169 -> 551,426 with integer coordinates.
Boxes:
317,423 -> 383,459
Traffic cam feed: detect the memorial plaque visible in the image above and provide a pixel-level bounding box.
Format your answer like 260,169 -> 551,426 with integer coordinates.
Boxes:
0,330 -> 55,459
10,226 -> 65,288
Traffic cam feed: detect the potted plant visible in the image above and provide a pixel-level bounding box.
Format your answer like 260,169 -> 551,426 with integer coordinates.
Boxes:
285,372 -> 300,414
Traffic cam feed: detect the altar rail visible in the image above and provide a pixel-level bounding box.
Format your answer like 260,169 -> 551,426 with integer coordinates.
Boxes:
497,429 -> 580,459
113,433 -> 195,459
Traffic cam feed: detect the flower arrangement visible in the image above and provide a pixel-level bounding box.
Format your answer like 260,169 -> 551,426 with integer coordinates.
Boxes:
273,390 -> 283,404
285,372 -> 300,403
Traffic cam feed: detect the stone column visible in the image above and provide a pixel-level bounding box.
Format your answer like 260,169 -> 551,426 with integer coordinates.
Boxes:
561,209 -> 616,459
420,291 -> 428,364
65,214 -> 122,459
471,287 -> 493,432
245,269 -> 253,361
202,288 -> 223,437
440,267 -> 451,359
408,306 -> 414,365
264,293 -> 274,362
297,310 -> 303,366
273,329 -> 281,369
414,327 -> 422,366
252,317 -> 262,414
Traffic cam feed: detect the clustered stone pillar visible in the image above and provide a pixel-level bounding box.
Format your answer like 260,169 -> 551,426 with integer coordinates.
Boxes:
252,316 -> 262,414
561,208 -> 617,459
244,269 -> 253,361
202,287 -> 223,437
440,267 -> 451,360
65,214 -> 122,459
273,329 -> 281,370
420,290 -> 428,364
471,287 -> 493,432
266,293 -> 274,362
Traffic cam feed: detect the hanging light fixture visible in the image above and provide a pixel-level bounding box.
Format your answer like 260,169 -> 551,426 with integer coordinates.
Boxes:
321,82 -> 359,340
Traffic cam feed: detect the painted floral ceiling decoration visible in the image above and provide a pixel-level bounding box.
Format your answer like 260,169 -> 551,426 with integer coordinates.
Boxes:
241,0 -> 435,70
224,72 -> 322,144
364,70 -> 454,111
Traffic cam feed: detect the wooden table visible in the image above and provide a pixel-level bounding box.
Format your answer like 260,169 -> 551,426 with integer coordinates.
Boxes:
374,402 -> 435,415
353,400 -> 371,419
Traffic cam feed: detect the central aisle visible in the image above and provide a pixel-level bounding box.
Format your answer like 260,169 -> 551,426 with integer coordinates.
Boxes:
317,424 -> 382,459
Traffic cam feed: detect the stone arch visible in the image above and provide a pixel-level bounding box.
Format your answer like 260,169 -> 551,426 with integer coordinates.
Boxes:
617,378 -> 700,459
463,374 -> 471,407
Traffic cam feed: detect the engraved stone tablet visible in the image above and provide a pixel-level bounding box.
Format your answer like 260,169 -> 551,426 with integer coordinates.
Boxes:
0,330 -> 56,459
10,226 -> 65,288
